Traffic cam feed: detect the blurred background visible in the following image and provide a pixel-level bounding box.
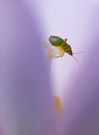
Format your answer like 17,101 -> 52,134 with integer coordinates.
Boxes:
0,0 -> 99,135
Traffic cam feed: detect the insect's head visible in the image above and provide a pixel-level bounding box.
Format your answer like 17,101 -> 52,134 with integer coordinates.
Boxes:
65,44 -> 73,56
66,45 -> 80,63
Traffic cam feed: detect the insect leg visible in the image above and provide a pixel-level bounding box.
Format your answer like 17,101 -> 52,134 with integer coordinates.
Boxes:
72,55 -> 80,65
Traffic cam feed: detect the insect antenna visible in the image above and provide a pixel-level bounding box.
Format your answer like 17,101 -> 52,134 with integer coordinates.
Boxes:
73,51 -> 85,55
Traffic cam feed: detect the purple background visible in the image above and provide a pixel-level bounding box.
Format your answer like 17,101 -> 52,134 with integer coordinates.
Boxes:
0,1 -> 99,135
0,1 -> 57,135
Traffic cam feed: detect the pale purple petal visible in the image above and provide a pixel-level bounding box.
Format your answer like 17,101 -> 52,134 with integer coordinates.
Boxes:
63,5 -> 99,135
0,1 -> 57,135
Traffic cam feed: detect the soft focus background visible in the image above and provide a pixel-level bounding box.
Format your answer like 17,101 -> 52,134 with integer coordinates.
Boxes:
0,1 -> 58,135
0,0 -> 99,135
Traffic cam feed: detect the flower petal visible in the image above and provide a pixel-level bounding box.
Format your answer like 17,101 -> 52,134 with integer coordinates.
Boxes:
0,1 -> 58,135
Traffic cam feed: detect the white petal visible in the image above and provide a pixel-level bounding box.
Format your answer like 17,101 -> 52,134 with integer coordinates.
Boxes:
48,47 -> 65,59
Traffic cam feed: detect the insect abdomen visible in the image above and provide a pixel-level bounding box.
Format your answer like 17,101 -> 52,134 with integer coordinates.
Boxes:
49,36 -> 64,46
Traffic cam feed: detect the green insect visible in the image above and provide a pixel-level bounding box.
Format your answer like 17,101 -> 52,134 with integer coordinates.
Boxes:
47,35 -> 80,62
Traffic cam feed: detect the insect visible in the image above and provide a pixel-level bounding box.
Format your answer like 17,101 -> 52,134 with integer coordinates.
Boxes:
47,35 -> 80,62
